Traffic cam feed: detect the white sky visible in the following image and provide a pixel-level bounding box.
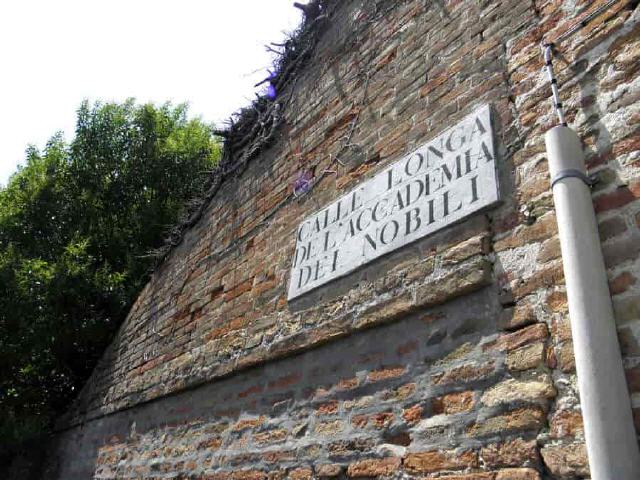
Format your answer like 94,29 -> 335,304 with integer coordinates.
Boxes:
0,0 -> 303,186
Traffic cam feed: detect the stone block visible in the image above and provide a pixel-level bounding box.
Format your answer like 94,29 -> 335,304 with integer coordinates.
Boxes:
414,258 -> 493,309
480,439 -> 539,469
498,304 -> 536,331
432,362 -> 496,386
506,343 -> 546,371
468,407 -> 546,437
480,375 -> 555,407
540,443 -> 590,478
315,464 -> 343,478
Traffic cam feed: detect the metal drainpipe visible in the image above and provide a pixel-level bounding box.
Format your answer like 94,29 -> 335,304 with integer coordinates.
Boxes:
542,43 -> 640,479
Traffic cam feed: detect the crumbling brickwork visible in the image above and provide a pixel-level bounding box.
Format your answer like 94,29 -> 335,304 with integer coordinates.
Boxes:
43,0 -> 640,478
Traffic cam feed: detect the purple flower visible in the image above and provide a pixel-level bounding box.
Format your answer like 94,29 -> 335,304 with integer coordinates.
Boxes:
266,84 -> 277,100
293,170 -> 313,196
265,70 -> 278,99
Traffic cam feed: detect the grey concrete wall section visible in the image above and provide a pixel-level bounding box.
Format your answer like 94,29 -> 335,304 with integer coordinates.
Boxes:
44,287 -> 501,479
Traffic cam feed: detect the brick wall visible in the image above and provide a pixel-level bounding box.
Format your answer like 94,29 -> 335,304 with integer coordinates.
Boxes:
43,0 -> 640,478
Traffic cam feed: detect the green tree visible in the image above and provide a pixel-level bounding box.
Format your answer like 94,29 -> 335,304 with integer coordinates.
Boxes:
0,100 -> 220,443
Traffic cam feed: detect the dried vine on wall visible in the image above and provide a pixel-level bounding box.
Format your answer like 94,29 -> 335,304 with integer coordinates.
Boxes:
150,0 -> 330,264
150,0 -> 413,265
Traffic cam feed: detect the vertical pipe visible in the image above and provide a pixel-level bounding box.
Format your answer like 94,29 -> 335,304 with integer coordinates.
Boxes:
542,44 -> 567,127
545,126 -> 640,479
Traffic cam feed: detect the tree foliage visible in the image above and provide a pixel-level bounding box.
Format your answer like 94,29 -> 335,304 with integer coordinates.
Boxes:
0,100 -> 220,443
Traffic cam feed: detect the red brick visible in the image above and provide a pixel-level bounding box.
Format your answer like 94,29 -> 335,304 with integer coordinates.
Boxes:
550,316 -> 572,343
315,464 -> 342,477
598,215 -> 628,241
435,474 -> 495,480
233,416 -> 265,432
261,450 -> 295,463
224,278 -> 254,301
594,181 -> 640,213
402,404 -> 423,425
288,468 -> 313,480
546,290 -> 568,313
346,457 -> 401,477
317,401 -> 339,415
511,263 -> 565,299
315,420 -> 344,436
336,377 -> 359,391
613,132 -> 640,157
550,410 -> 584,438
403,449 -> 478,473
230,470 -> 267,480
252,429 -> 287,445
367,366 -> 406,382
238,384 -> 263,399
197,437 -> 223,450
396,339 -> 419,356
486,324 -> 549,352
495,469 -> 541,480
494,213 -> 557,252
634,408 -> 640,433
432,391 -> 475,415
626,365 -> 640,392
268,372 -> 302,390
371,412 -> 394,429
609,271 -> 636,295
498,304 -> 536,331
351,415 -> 369,429
556,341 -> 576,373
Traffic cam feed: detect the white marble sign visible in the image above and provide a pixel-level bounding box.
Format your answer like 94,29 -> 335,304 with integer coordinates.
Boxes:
287,104 -> 499,300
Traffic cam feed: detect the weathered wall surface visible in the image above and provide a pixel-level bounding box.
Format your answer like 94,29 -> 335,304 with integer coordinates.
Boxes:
43,0 -> 640,478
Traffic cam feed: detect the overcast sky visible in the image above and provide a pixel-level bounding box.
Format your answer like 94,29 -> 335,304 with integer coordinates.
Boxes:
0,0 -> 303,186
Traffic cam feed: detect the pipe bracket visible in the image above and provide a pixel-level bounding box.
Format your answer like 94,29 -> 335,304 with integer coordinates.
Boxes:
551,168 -> 598,188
